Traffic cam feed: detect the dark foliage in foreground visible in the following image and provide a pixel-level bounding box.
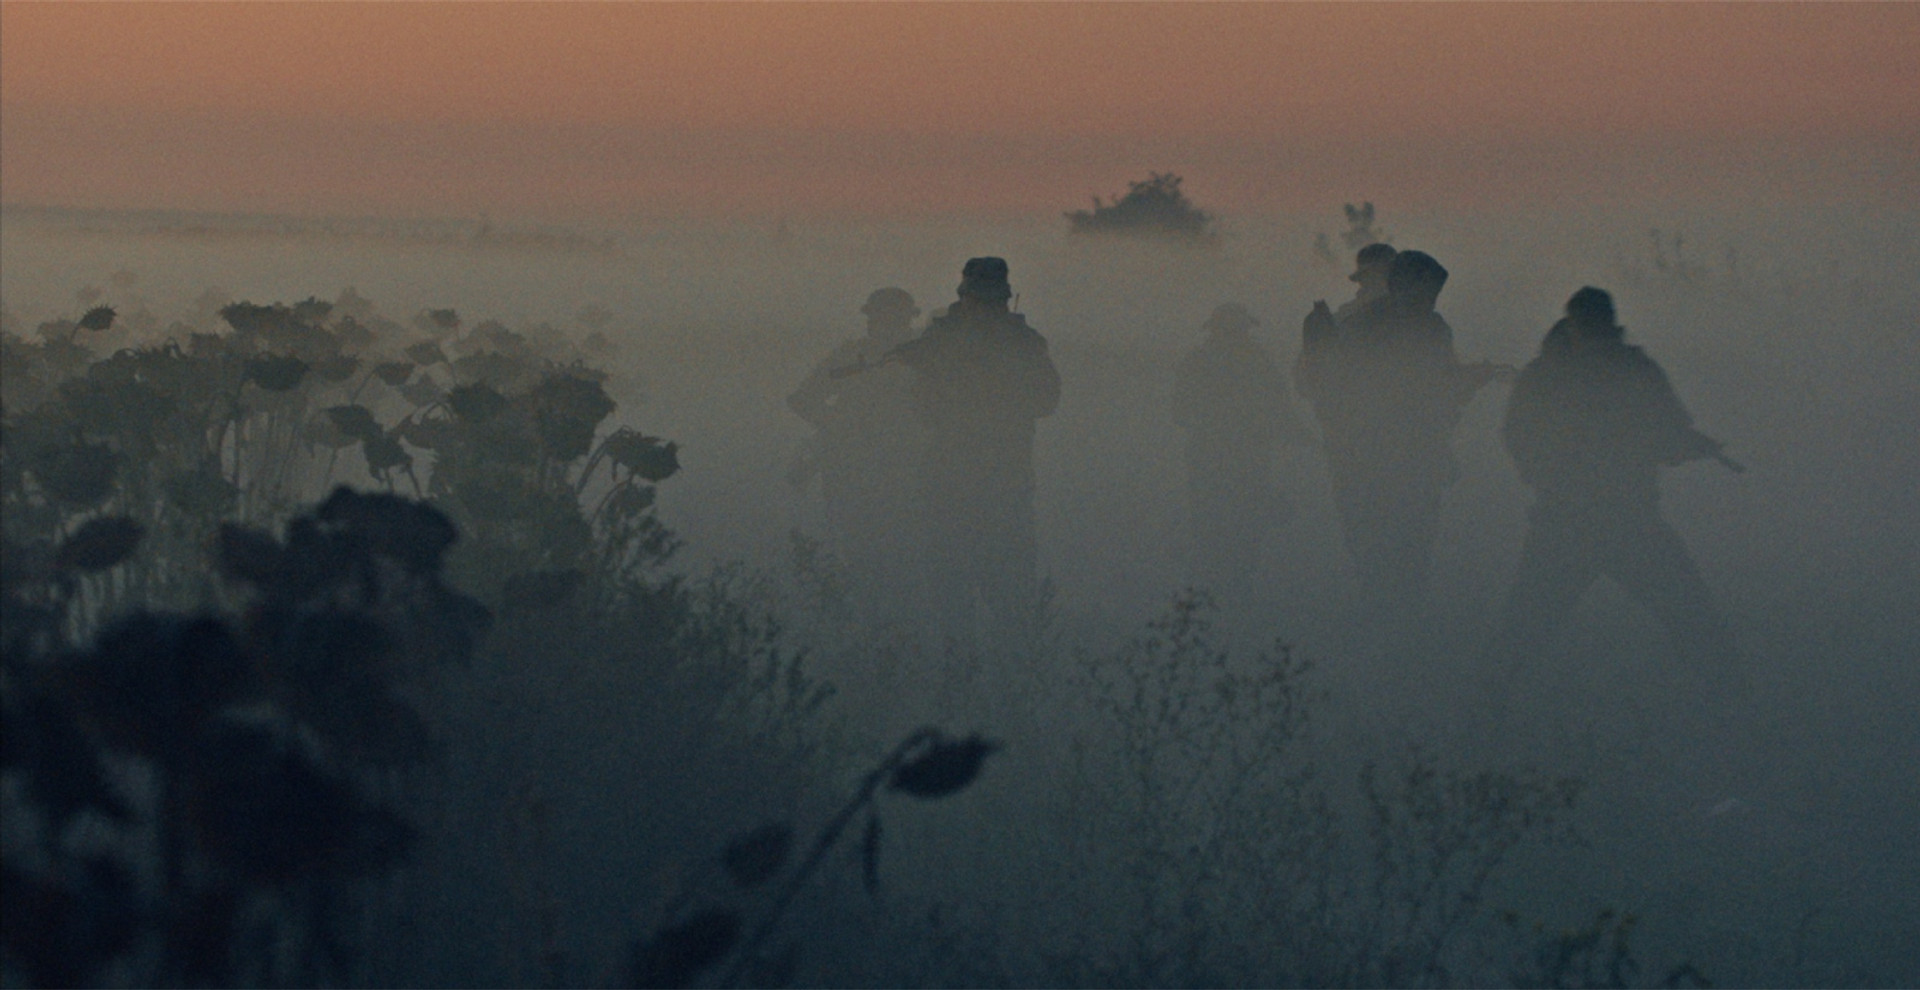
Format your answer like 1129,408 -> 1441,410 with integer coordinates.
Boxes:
0,292 -> 684,985
1,491 -> 487,986
1,290 -> 982,988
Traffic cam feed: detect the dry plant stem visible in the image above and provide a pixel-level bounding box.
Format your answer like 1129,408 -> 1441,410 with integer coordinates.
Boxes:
720,728 -> 939,987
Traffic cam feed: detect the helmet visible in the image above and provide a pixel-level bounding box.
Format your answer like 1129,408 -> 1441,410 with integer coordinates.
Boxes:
861,287 -> 920,319
1350,242 -> 1397,283
1387,250 -> 1448,296
957,257 -> 1013,302
1203,303 -> 1259,332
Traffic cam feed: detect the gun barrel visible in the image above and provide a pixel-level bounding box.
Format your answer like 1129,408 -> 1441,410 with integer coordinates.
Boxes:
827,352 -> 886,380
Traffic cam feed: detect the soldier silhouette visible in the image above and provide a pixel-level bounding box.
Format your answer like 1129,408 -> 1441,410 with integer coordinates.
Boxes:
891,258 -> 1061,651
1334,242 -> 1396,322
1173,303 -> 1310,604
1487,287 -> 1744,709
787,288 -> 928,622
1296,249 -> 1502,620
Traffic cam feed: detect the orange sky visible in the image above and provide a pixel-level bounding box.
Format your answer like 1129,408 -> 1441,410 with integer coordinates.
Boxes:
4,3 -> 1916,218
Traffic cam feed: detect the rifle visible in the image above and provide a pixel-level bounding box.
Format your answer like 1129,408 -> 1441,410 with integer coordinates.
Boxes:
826,337 -> 934,380
827,350 -> 900,380
1679,429 -> 1746,473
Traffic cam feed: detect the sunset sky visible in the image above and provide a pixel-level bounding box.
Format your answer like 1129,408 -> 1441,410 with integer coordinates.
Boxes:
4,2 -> 1916,219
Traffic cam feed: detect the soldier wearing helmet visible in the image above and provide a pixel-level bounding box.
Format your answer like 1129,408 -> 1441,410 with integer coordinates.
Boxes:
787,287 -> 929,622
1336,242 -> 1399,322
1296,249 -> 1504,624
1173,303 -> 1311,605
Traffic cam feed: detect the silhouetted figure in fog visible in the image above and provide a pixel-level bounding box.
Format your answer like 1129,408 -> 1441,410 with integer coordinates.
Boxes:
894,258 -> 1061,651
1173,303 -> 1310,602
1488,287 -> 1743,708
787,288 -> 928,621
1296,250 -> 1502,620
1333,242 -> 1397,322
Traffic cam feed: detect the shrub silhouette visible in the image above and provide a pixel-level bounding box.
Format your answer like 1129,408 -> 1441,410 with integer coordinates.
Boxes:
0,289 -> 730,986
1066,172 -> 1216,241
1060,592 -> 1589,987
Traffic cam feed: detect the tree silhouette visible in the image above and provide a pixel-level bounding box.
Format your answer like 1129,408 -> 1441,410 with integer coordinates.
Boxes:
1066,172 -> 1216,241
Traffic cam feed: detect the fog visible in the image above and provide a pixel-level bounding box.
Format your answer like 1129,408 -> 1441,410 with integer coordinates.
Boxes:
3,199 -> 1917,986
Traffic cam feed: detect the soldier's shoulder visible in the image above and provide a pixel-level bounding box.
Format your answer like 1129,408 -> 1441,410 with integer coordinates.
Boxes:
1004,311 -> 1043,335
1343,293 -> 1390,318
998,313 -> 1050,350
1559,337 -> 1670,391
804,338 -> 868,375
1334,299 -> 1382,330
1619,345 -> 1676,391
911,317 -> 967,348
1511,349 -> 1550,384
1606,339 -> 1662,372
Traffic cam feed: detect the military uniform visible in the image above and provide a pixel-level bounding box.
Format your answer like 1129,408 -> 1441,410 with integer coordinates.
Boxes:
787,289 -> 927,621
898,259 -> 1061,650
1173,304 -> 1308,599
1493,295 -> 1739,678
1295,252 -> 1489,616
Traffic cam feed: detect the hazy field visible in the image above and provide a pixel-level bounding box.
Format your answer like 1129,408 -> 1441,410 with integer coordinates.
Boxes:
4,199 -> 1917,984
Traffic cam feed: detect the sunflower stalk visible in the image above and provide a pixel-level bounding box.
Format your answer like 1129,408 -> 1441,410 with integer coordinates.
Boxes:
716,726 -> 997,986
720,728 -> 937,985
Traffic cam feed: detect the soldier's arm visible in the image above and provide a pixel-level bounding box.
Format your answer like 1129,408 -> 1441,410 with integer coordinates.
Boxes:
1294,303 -> 1341,399
1634,356 -> 1731,468
1666,428 -> 1731,467
788,342 -> 866,426
1418,315 -> 1482,414
885,334 -> 933,369
1455,360 -> 1515,402
1499,364 -> 1554,488
1026,341 -> 1063,419
787,366 -> 835,426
